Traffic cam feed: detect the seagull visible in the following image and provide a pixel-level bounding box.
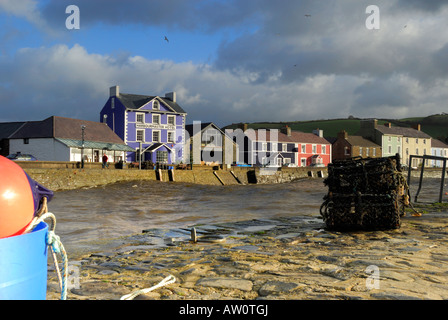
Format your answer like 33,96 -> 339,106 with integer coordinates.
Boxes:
305,14 -> 311,17
404,25 -> 407,28
164,36 -> 169,43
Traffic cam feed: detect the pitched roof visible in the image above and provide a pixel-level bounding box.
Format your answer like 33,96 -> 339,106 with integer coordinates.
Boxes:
432,139 -> 448,149
245,129 -> 331,144
117,93 -> 187,114
185,122 -> 214,136
346,135 -> 381,148
376,125 -> 431,139
9,116 -> 127,145
0,122 -> 26,139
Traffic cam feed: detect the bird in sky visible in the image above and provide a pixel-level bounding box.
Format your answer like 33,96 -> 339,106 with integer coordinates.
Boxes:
305,14 -> 311,17
164,36 -> 169,43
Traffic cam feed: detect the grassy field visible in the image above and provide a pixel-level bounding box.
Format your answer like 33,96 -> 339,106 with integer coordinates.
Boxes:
223,114 -> 448,141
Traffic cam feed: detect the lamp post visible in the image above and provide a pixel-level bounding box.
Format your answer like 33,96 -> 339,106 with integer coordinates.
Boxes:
81,125 -> 86,168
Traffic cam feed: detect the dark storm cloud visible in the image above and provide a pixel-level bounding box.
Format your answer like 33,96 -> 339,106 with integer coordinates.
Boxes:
40,0 -> 261,32
394,0 -> 448,12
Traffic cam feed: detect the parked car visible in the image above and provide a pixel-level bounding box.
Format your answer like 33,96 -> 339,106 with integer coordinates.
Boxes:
6,153 -> 37,161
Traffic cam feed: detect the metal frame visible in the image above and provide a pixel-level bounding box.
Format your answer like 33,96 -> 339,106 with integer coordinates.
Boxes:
407,155 -> 447,203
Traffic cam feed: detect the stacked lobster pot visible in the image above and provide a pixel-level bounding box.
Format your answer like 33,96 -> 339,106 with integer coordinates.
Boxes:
320,154 -> 410,231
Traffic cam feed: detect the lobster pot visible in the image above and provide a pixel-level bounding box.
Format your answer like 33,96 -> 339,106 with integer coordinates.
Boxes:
320,155 -> 407,231
0,222 -> 48,300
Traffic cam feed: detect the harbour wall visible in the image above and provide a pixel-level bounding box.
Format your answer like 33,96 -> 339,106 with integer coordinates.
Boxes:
17,161 -> 325,191
16,161 -> 446,192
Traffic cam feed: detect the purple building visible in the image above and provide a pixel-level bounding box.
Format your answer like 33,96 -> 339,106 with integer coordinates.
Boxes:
100,86 -> 187,164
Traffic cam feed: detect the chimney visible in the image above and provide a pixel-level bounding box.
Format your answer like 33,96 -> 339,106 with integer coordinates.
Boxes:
384,122 -> 391,128
338,130 -> 348,140
412,124 -> 421,131
165,92 -> 176,103
313,128 -> 323,138
281,125 -> 291,136
110,85 -> 119,97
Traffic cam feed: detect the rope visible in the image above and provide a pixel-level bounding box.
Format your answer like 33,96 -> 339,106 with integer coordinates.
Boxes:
25,198 -> 68,300
120,275 -> 176,300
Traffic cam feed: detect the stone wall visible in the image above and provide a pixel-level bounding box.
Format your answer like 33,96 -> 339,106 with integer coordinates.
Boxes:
20,162 -> 329,192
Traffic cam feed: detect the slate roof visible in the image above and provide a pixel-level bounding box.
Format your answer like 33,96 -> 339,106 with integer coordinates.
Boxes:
245,129 -> 331,144
432,139 -> 448,149
117,93 -> 187,114
9,116 -> 132,151
0,122 -> 26,139
376,125 -> 431,139
185,122 -> 223,137
346,136 -> 381,148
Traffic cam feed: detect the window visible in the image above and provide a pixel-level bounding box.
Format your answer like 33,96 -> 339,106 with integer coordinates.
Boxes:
272,143 -> 278,152
388,136 -> 391,142
416,138 -> 418,144
156,150 -> 168,163
301,158 -> 307,167
359,147 -> 363,156
152,130 -> 160,142
423,139 -> 426,144
168,131 -> 175,143
416,148 -> 419,155
153,114 -> 160,124
282,144 -> 287,152
406,137 -> 409,143
136,130 -> 144,142
262,143 -> 267,151
153,100 -> 160,110
406,148 -> 409,155
312,144 -> 317,154
366,148 -> 369,157
277,158 -> 283,166
372,148 -> 376,157
301,144 -> 306,153
136,113 -> 144,123
322,145 -> 326,154
388,146 -> 392,154
167,115 -> 175,125
23,138 -> 29,144
111,98 -> 115,109
344,147 -> 350,156
398,146 -> 401,155
397,137 -> 400,143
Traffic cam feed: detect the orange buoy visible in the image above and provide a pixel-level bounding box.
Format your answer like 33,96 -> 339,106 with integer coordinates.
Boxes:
0,156 -> 35,238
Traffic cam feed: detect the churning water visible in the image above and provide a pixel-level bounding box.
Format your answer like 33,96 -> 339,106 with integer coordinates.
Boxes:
48,177 -> 445,256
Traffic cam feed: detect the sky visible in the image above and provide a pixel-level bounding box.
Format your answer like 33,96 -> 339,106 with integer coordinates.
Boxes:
0,0 -> 448,128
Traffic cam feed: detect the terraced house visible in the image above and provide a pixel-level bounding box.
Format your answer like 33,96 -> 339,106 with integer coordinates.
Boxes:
358,119 -> 432,166
100,86 -> 187,164
242,126 -> 331,167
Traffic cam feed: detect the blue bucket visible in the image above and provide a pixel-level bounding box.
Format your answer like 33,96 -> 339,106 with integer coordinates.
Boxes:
0,222 -> 48,300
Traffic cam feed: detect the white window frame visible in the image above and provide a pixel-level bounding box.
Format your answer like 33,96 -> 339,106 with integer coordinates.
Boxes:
167,115 -> 175,125
282,143 -> 287,152
152,114 -> 160,125
153,100 -> 160,110
152,130 -> 161,142
301,144 -> 306,153
322,145 -> 326,154
272,143 -> 278,152
301,158 -> 307,167
136,129 -> 145,142
262,142 -> 267,152
167,131 -> 175,143
136,113 -> 145,124
312,144 -> 317,154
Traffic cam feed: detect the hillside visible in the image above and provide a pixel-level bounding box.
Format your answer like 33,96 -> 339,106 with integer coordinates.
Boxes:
223,114 -> 448,142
